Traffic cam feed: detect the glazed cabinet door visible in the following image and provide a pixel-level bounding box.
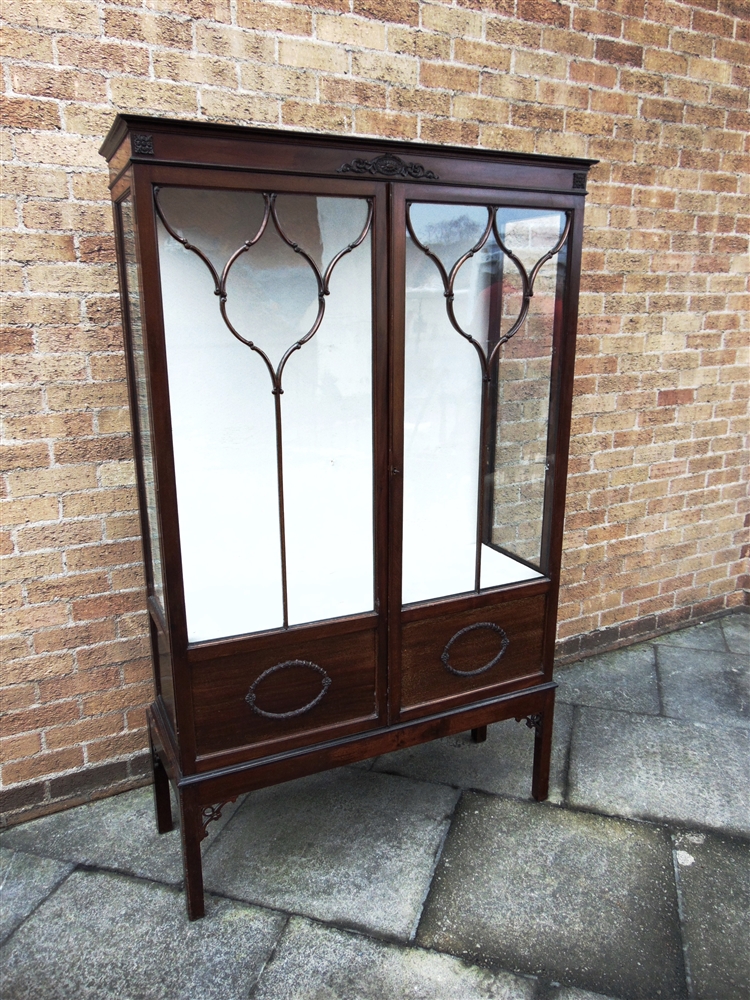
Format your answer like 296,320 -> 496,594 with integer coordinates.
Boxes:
390,185 -> 574,718
134,167 -> 389,768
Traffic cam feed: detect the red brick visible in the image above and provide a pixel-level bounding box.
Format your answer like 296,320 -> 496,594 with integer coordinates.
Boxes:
2,701 -> 80,737
0,96 -> 61,130
86,729 -> 148,763
72,591 -> 146,621
2,747 -> 84,785
518,0 -> 571,28
44,714 -> 125,750
353,0 -> 419,25
595,38 -> 643,66
573,8 -> 623,36
38,667 -> 122,703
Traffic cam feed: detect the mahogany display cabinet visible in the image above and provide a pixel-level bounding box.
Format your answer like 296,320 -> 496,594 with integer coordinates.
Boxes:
101,115 -> 594,919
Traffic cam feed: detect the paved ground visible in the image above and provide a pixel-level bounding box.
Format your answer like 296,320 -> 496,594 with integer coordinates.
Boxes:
1,611 -> 748,1000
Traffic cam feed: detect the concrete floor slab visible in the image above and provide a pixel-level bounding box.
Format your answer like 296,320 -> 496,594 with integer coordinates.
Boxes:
203,767 -> 459,940
418,794 -> 686,1000
0,785 -> 241,885
0,868 -> 285,1000
656,645 -> 749,727
653,621 -> 727,651
370,704 -> 573,805
555,644 -> 659,715
251,916 -> 536,1000
673,831 -> 750,1000
0,848 -> 73,944
720,613 -> 750,655
568,707 -> 750,836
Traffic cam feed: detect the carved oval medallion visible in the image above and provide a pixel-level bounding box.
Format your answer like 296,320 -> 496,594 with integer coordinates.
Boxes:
440,622 -> 510,678
245,660 -> 331,720
338,153 -> 438,180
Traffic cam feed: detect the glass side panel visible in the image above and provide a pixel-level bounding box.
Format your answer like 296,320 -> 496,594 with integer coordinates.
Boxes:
486,210 -> 566,570
119,196 -> 165,613
403,202 -> 567,605
155,187 -> 373,642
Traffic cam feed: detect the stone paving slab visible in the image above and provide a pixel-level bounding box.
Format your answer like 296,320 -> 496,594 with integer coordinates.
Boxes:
568,707 -> 750,835
672,830 -> 750,1000
653,620 -> 728,651
3,613 -> 748,1000
555,643 -> 659,715
0,847 -> 73,944
657,644 -> 749,727
371,704 -> 573,805
203,767 -> 459,940
0,785 -> 241,885
720,612 -> 750,655
251,916 -> 536,1000
418,794 -> 686,1000
542,990 -> 618,1000
0,868 -> 285,1000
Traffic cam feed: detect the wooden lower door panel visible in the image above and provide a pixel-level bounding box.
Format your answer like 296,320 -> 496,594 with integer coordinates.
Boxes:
192,627 -> 379,762
400,593 -> 546,717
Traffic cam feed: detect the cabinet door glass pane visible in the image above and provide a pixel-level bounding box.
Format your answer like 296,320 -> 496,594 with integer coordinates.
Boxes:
402,205 -> 485,605
119,196 -> 165,613
403,202 -> 567,605
156,187 -> 373,642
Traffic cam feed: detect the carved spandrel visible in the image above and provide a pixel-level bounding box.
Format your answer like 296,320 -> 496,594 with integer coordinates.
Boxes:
515,713 -> 543,737
200,799 -> 237,841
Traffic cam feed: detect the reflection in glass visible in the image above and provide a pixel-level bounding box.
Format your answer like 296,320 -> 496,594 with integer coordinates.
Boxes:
486,211 -> 565,568
119,196 -> 165,613
403,202 -> 567,605
156,188 -> 374,642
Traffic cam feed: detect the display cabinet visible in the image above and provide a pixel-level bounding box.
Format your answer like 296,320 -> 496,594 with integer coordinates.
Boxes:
101,115 -> 594,919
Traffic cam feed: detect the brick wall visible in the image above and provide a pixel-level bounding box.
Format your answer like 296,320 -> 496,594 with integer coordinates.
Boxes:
1,0 -> 748,825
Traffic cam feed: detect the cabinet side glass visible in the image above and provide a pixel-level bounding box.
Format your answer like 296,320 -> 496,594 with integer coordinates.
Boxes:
118,194 -> 166,614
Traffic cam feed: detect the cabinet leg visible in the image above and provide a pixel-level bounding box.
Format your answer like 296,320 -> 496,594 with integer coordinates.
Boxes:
149,730 -> 173,834
531,698 -> 554,803
471,725 -> 487,743
177,788 -> 205,921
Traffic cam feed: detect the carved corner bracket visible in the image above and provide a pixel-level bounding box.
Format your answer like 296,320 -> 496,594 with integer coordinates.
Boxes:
200,799 -> 237,841
515,713 -> 543,737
